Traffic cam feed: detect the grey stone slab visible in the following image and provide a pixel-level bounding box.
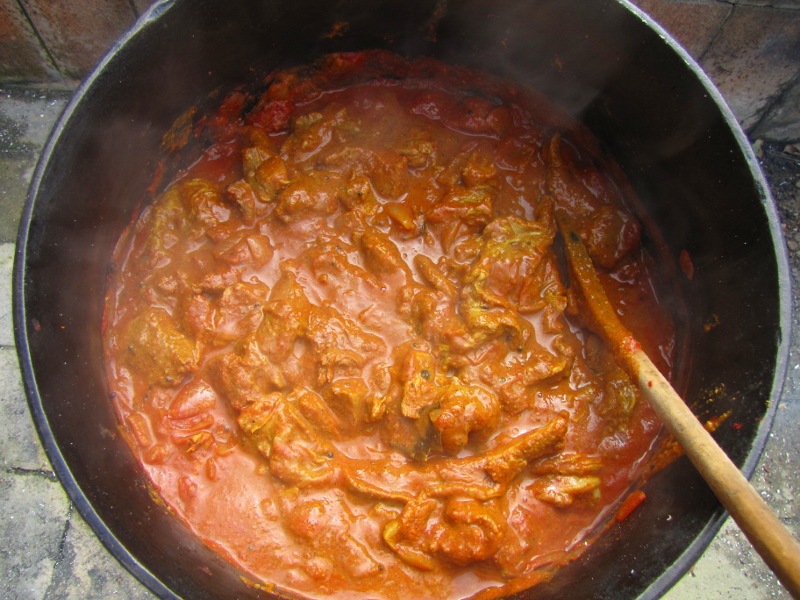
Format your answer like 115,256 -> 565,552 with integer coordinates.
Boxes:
0,242 -> 14,346
0,88 -> 70,151
731,0 -> 800,8
0,471 -> 70,600
0,88 -> 70,244
753,77 -> 800,142
43,509 -> 158,600
662,413 -> 800,600
757,410 -> 800,526
630,0 -> 731,59
0,346 -> 50,471
0,0 -> 60,82
0,157 -> 35,243
662,421 -> 799,600
700,5 -> 800,131
19,0 -> 136,80
666,517 -> 792,599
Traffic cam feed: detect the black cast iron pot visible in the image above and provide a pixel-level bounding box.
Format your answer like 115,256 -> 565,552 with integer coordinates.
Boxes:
14,0 -> 791,599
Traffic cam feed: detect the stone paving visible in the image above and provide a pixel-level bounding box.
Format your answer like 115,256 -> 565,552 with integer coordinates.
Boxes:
0,91 -> 799,600
629,0 -> 800,141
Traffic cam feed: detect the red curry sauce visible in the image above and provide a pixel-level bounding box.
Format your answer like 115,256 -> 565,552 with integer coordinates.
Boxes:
103,51 -> 675,600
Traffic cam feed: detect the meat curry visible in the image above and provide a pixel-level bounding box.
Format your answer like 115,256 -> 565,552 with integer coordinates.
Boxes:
103,50 -> 676,600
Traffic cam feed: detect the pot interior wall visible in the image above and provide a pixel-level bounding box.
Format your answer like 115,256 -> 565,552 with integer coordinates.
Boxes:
16,0 -> 786,599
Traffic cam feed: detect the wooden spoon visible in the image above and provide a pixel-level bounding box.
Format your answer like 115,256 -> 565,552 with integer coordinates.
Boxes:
558,217 -> 800,599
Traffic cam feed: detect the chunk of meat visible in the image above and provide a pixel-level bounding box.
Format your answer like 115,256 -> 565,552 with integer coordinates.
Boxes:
140,186 -> 188,265
291,387 -> 340,440
122,307 -> 197,387
183,294 -> 213,341
256,271 -> 313,363
463,412 -> 569,487
180,179 -> 232,230
281,104 -> 358,163
399,283 -> 471,352
246,98 -> 293,133
211,281 -> 269,342
434,497 -> 506,565
385,202 -> 418,232
306,305 -> 386,382
302,236 -> 383,304
460,204 -> 567,346
242,145 -> 274,178
545,134 -> 601,223
528,475 -> 601,507
275,171 -> 342,223
584,336 -> 639,429
527,450 -> 603,508
168,378 -> 217,420
395,345 -> 439,421
213,233 -> 273,267
238,393 -> 336,486
281,494 -> 384,579
379,385 -> 435,460
225,180 -> 263,225
472,339 -> 570,415
383,497 -> 506,570
601,364 -> 639,429
395,127 -> 436,169
353,227 -> 412,279
580,205 -> 641,269
197,267 -> 241,293
464,205 -> 558,311
462,146 -> 498,187
323,145 -> 408,199
425,185 -> 494,231
414,255 -> 457,298
254,156 -> 291,203
208,350 -> 286,411
339,175 -> 380,215
380,414 -> 568,569
327,377 -> 370,429
430,383 -> 501,455
529,453 -> 603,476
445,96 -> 502,136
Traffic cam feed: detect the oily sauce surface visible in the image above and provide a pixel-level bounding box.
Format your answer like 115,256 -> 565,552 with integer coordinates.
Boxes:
104,51 -> 675,600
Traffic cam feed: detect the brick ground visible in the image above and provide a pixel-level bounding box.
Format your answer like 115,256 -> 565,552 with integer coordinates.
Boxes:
18,0 -> 136,79
630,0 -> 732,58
0,0 -> 58,81
132,0 -> 158,15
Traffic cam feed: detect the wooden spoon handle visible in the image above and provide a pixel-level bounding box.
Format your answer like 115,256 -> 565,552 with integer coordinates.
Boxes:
633,350 -> 800,598
559,220 -> 800,598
